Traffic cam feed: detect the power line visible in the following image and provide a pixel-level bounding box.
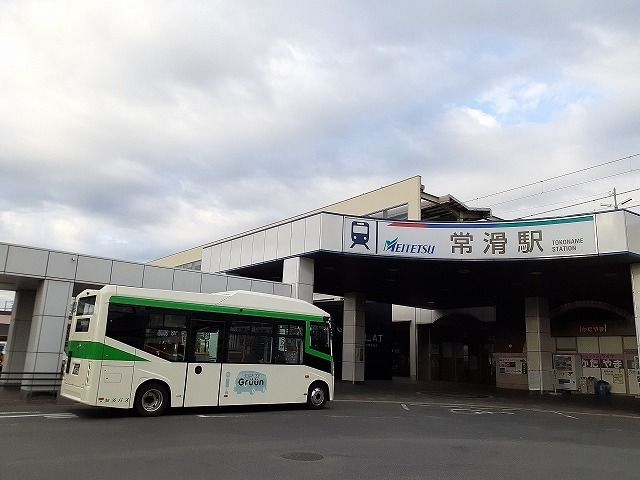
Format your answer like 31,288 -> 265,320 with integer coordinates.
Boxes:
497,190 -> 610,216
516,186 -> 640,219
485,169 -> 636,209
465,152 -> 640,203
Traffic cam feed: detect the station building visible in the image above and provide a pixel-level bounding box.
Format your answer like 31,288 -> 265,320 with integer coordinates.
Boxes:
2,175 -> 640,396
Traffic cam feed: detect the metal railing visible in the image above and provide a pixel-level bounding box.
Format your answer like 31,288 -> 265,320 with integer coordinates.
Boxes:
0,371 -> 63,394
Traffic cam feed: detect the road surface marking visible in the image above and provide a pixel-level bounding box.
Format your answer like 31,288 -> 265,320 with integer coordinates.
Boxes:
552,411 -> 578,419
401,404 -> 410,411
0,412 -> 75,419
197,414 -> 248,418
449,407 -> 514,415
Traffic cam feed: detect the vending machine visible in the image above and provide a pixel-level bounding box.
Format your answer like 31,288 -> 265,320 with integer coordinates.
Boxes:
553,354 -> 582,391
626,355 -> 640,395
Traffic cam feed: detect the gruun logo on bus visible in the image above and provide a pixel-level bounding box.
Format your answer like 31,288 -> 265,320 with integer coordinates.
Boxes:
234,371 -> 267,395
384,237 -> 436,255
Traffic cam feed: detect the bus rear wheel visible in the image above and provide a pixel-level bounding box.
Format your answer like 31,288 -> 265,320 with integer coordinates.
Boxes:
134,382 -> 169,417
307,383 -> 328,409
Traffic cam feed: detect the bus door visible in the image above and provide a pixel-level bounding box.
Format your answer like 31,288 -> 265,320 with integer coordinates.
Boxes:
184,320 -> 225,407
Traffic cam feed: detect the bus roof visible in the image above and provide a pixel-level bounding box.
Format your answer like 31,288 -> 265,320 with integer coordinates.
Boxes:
78,285 -> 330,320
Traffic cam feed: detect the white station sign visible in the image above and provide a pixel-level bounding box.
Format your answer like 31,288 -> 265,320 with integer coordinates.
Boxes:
343,215 -> 598,260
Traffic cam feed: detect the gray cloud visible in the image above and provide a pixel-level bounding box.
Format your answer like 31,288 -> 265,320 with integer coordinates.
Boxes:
1,1 -> 640,261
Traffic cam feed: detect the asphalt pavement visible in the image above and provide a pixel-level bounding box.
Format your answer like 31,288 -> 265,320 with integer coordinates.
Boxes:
2,380 -> 640,480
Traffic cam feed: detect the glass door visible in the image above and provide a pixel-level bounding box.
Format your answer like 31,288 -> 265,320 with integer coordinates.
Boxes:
184,320 -> 225,408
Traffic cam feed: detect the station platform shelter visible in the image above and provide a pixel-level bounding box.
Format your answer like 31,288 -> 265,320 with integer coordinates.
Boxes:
2,176 -> 640,397
153,176 -> 640,396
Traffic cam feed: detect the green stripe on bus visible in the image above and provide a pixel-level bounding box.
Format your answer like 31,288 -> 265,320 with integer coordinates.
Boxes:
110,295 -> 326,323
68,341 -> 148,362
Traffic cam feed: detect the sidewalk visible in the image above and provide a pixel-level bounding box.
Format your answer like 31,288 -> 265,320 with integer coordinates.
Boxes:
0,386 -> 75,412
335,379 -> 640,415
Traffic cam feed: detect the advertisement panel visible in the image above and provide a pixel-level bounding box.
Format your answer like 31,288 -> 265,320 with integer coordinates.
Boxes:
375,215 -> 597,260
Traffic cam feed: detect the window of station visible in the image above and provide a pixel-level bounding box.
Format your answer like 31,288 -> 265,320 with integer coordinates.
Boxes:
367,203 -> 409,220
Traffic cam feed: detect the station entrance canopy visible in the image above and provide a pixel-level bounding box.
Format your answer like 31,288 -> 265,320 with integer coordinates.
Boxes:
205,210 -> 640,309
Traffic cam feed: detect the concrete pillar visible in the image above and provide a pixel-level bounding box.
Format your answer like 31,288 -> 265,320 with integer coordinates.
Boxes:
342,293 -> 366,382
409,311 -> 417,380
525,297 -> 553,392
1,290 -> 36,385
282,257 -> 314,303
22,280 -> 73,392
630,265 -> 640,391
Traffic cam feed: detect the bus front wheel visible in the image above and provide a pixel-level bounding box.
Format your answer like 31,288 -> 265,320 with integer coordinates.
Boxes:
134,382 -> 169,417
307,382 -> 328,409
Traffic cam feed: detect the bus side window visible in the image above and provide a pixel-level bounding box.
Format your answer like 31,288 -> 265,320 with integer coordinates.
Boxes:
274,323 -> 304,365
227,319 -> 273,364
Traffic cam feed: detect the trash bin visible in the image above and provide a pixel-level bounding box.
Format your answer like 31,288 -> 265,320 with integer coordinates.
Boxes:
594,380 -> 611,405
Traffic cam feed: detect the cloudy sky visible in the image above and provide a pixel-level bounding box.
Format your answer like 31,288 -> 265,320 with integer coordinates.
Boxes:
1,0 -> 640,271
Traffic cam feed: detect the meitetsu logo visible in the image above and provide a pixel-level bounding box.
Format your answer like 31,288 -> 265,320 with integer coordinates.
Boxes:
234,371 -> 267,395
384,237 -> 436,255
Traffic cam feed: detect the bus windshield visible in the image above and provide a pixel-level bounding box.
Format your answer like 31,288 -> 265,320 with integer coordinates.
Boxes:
310,322 -> 332,356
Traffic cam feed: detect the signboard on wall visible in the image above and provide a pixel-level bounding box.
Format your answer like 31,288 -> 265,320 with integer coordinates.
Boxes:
498,357 -> 527,375
342,215 -> 598,260
377,215 -> 596,260
342,218 -> 377,255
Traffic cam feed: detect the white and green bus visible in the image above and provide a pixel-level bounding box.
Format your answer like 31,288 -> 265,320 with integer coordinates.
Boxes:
60,286 -> 333,416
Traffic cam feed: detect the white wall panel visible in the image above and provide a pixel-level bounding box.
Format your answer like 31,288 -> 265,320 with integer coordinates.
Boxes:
210,244 -> 222,273
200,246 -> 213,274
596,211 -> 627,254
241,235 -> 254,266
142,266 -> 174,290
251,280 -> 274,295
290,220 -> 306,255
304,215 -> 321,252
273,283 -> 292,297
36,315 -> 66,352
75,256 -> 112,284
0,244 -> 9,272
251,230 -> 266,265
320,214 -> 343,252
227,276 -> 251,291
35,352 -> 60,372
277,223 -> 292,259
219,242 -> 232,272
110,261 -> 144,287
173,270 -> 202,292
5,246 -> 49,276
46,252 -> 78,280
201,273 -> 228,293
264,228 -> 278,261
34,280 -> 73,317
229,238 -> 243,269
625,212 -> 640,255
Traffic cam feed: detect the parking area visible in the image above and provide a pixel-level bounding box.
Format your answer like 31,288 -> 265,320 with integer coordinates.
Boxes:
2,381 -> 640,480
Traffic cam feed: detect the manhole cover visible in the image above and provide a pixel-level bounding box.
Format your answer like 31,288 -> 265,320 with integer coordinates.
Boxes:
281,452 -> 324,462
